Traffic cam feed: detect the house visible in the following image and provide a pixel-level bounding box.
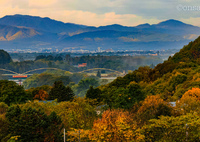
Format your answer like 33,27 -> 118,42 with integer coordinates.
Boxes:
78,63 -> 87,68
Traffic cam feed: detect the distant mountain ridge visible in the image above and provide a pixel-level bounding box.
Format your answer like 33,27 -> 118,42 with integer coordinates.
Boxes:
0,14 -> 199,51
0,14 -> 86,34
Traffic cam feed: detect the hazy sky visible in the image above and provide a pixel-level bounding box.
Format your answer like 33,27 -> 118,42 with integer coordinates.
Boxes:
0,0 -> 200,26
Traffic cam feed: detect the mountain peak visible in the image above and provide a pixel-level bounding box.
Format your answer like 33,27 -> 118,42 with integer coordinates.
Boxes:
98,24 -> 125,28
157,19 -> 187,27
135,23 -> 151,28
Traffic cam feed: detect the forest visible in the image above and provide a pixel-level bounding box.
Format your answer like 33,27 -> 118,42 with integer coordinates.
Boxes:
1,37 -> 200,141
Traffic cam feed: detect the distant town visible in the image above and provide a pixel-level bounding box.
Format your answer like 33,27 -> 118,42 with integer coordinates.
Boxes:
7,47 -> 179,61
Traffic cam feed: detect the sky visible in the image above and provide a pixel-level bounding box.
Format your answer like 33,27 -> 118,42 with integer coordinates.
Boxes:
0,0 -> 200,27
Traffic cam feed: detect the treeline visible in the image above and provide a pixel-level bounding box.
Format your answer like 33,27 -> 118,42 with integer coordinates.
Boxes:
34,54 -> 162,72
64,54 -> 162,72
0,50 -> 162,74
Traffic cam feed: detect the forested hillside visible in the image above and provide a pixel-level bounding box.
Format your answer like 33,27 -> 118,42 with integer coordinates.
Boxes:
97,36 -> 200,103
1,37 -> 200,141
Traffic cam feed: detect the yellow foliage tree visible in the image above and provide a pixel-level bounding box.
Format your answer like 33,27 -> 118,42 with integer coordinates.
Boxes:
88,109 -> 143,142
54,97 -> 97,130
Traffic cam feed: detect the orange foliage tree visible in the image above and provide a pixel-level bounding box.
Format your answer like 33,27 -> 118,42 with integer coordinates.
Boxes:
182,88 -> 200,100
88,109 -> 143,142
33,89 -> 48,100
176,88 -> 200,114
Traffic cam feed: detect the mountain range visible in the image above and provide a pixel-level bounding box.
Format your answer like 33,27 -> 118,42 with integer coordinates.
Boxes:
0,14 -> 199,51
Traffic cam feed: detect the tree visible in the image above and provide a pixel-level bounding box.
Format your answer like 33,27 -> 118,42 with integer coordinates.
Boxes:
0,102 -> 8,114
176,88 -> 200,114
26,85 -> 52,100
102,82 -> 144,109
72,78 -> 99,97
35,55 -> 46,61
182,88 -> 200,101
0,50 -> 12,64
141,113 -> 200,142
19,97 -> 97,132
46,55 -> 54,61
23,73 -> 72,89
136,95 -> 172,126
54,55 -> 63,61
88,109 -> 142,142
54,98 -> 97,130
96,70 -> 101,78
44,111 -> 63,142
127,81 -> 145,104
86,86 -> 102,103
6,106 -> 63,142
49,81 -> 74,102
0,80 -> 29,105
33,89 -> 49,100
0,114 -> 9,141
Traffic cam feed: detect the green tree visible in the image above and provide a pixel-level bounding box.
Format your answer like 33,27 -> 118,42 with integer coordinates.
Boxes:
96,70 -> 101,78
23,73 -> 72,89
73,78 -> 100,97
49,81 -> 74,102
6,106 -> 63,142
141,113 -> 200,142
0,80 -> 29,105
103,82 -> 144,109
0,50 -> 12,64
86,86 -> 102,103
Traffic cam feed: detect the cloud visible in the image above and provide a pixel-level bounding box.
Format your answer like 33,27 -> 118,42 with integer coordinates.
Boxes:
0,6 -> 25,18
29,0 -> 57,8
0,0 -> 199,27
180,17 -> 200,26
38,10 -> 160,26
52,0 -> 200,19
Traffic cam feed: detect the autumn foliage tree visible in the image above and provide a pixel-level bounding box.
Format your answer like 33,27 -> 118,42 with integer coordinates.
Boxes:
176,88 -> 200,114
33,89 -> 49,100
88,109 -> 143,142
136,95 -> 172,126
182,88 -> 200,100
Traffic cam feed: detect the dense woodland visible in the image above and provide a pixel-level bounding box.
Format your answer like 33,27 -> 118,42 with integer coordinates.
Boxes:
1,37 -> 200,141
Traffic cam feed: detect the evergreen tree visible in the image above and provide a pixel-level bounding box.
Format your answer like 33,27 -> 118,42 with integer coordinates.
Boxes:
86,86 -> 102,102
96,70 -> 101,78
0,50 -> 12,64
49,81 -> 74,102
6,106 -> 63,142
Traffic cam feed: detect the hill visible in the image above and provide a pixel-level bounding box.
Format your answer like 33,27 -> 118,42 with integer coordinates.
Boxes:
0,24 -> 39,41
98,36 -> 200,103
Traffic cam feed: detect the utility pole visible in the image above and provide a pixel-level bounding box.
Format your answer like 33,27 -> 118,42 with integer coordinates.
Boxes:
64,128 -> 65,142
79,130 -> 81,142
